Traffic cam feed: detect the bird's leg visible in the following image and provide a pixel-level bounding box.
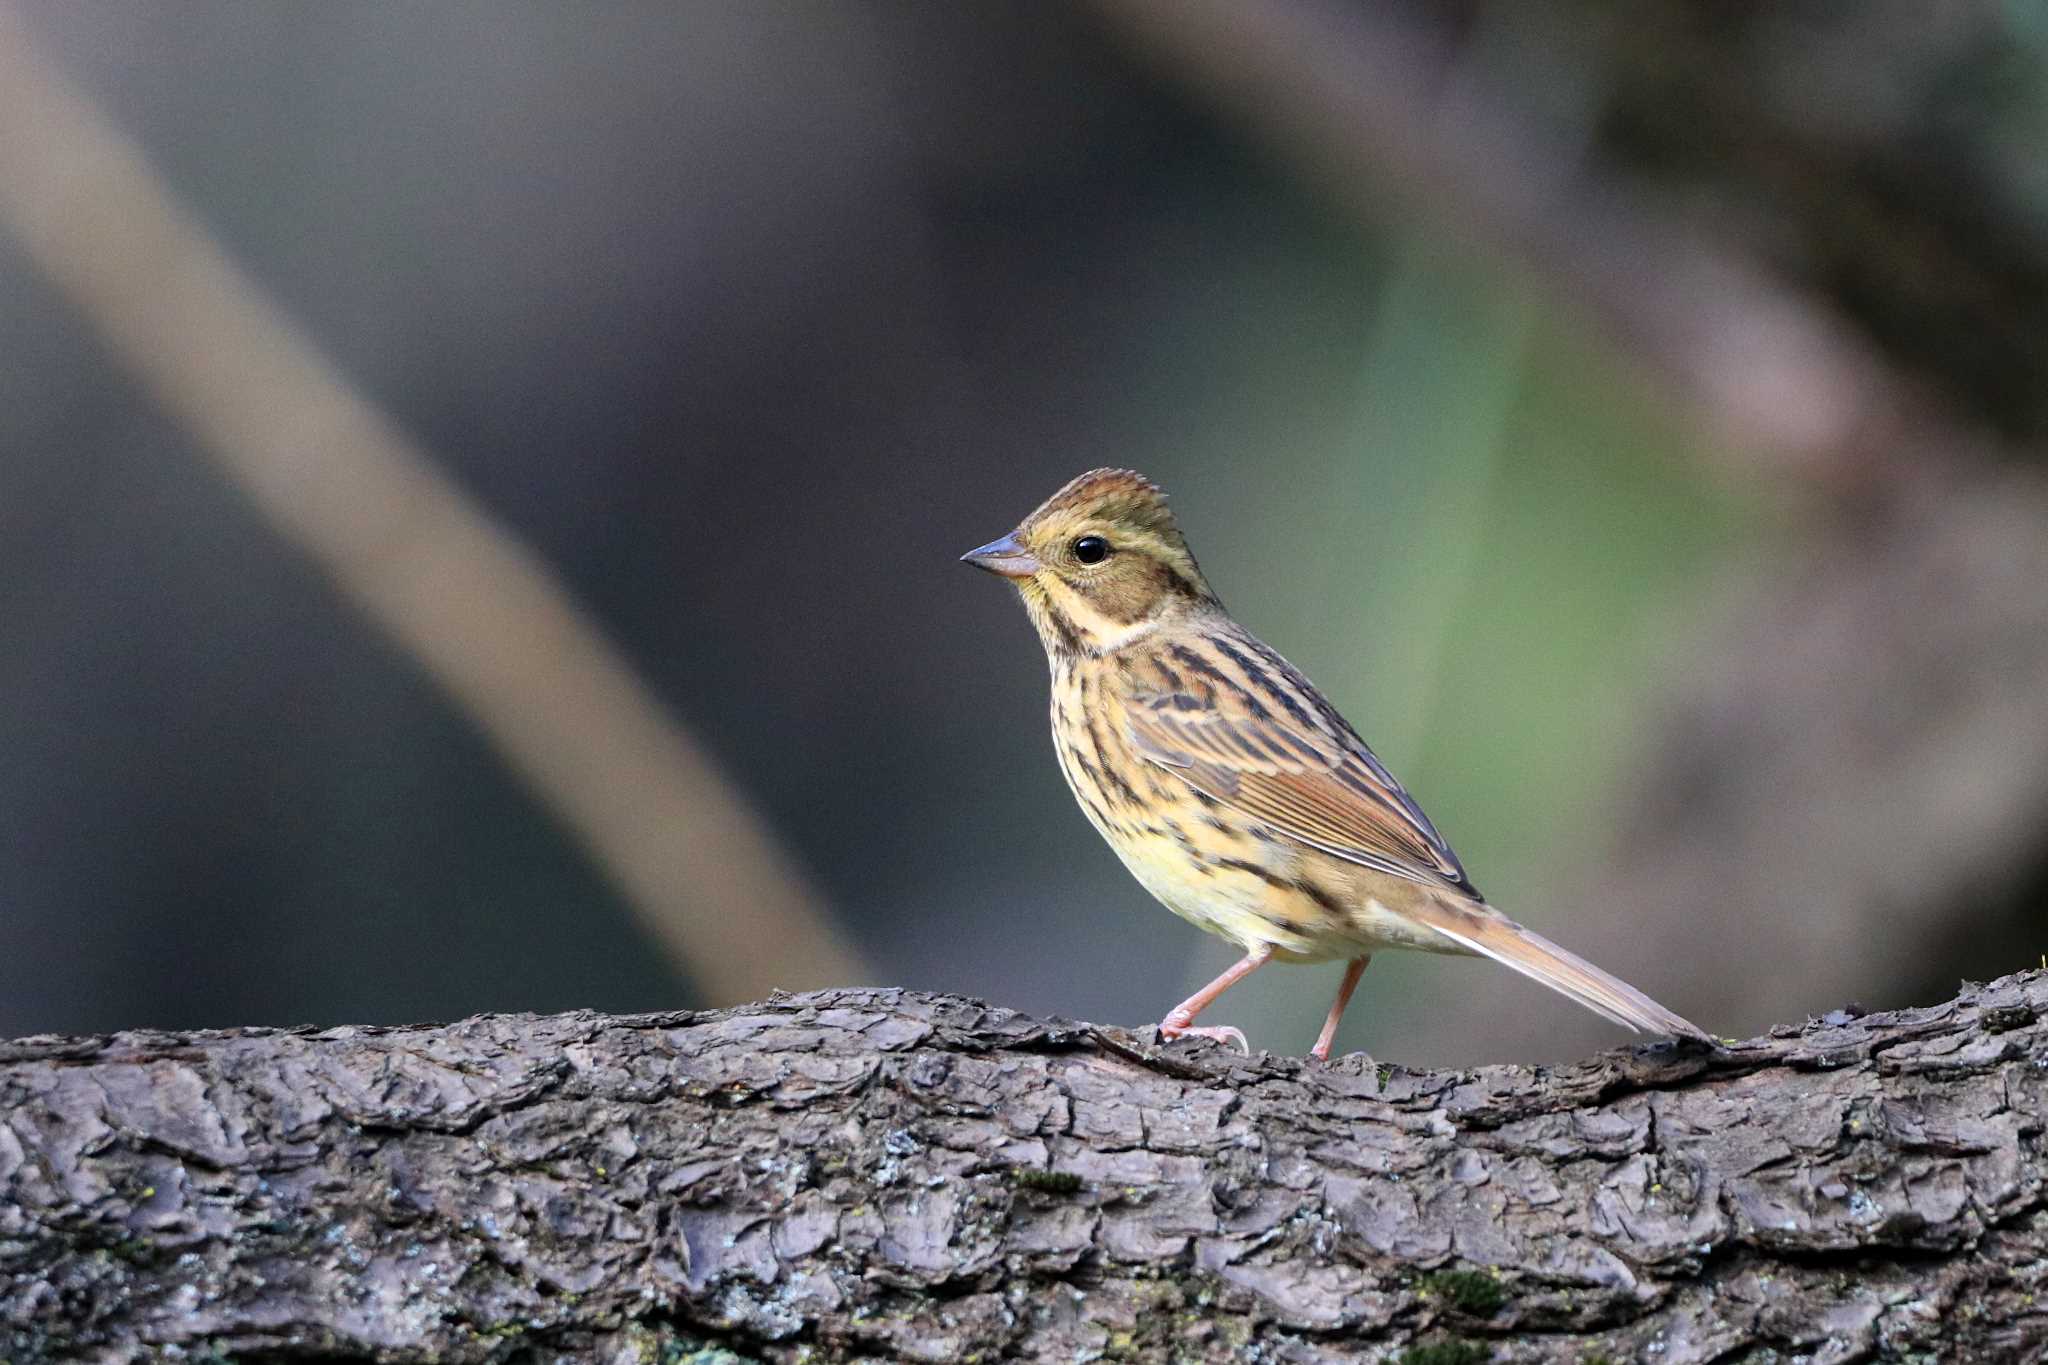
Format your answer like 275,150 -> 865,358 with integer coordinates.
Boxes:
1158,946 -> 1273,1053
1310,955 -> 1372,1061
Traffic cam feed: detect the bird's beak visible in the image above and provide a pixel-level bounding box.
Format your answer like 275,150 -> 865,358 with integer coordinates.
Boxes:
959,533 -> 1041,579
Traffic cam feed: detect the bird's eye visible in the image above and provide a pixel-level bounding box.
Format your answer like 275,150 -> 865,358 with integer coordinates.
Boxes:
1073,535 -> 1112,565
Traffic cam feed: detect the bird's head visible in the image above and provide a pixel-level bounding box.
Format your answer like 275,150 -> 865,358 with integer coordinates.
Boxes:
961,468 -> 1218,658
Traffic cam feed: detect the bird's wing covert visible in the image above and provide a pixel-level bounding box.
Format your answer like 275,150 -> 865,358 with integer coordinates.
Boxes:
1123,652 -> 1477,896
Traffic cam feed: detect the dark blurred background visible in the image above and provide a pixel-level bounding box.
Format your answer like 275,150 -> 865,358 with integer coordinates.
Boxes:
5,1 -> 2046,1066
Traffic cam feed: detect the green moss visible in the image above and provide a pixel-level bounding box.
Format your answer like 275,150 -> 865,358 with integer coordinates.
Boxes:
1420,1268 -> 1506,1316
107,1236 -> 154,1264
1399,1340 -> 1490,1365
1012,1167 -> 1083,1194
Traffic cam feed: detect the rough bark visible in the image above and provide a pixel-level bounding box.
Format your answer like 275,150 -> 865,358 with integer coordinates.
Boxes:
3,972 -> 2045,1364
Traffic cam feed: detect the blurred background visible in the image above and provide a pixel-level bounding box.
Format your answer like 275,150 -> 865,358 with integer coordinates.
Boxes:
4,0 -> 2046,1066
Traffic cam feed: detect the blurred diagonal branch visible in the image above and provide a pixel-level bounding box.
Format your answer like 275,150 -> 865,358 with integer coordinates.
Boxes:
0,4 -> 868,1003
1085,0 -> 1924,483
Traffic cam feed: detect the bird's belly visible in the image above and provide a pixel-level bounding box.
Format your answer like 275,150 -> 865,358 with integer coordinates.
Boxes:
1101,829 -> 1342,961
1104,818 -> 1462,960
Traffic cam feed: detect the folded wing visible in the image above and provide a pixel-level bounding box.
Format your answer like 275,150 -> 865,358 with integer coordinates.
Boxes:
1123,642 -> 1478,897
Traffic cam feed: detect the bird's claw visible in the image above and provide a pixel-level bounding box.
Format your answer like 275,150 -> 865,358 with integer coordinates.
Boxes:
1159,1022 -> 1250,1054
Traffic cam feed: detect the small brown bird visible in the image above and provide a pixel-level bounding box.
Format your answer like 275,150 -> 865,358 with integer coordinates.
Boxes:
962,469 -> 1709,1058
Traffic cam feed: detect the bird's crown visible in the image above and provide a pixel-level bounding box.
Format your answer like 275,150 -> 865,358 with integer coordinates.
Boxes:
1023,467 -> 1176,537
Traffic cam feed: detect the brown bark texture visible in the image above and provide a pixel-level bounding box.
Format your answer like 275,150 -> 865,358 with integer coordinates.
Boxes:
4,971 -> 2046,1364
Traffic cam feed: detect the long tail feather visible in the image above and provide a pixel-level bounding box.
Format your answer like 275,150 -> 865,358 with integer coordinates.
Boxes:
1412,897 -> 1712,1042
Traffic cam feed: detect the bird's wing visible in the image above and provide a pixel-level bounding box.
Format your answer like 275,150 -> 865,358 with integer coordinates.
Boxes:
1122,638 -> 1478,896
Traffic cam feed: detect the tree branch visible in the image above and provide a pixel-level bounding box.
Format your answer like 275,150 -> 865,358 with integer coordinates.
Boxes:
5,972 -> 2045,1361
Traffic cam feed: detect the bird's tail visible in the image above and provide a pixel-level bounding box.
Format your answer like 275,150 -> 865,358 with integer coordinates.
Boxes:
1410,895 -> 1712,1042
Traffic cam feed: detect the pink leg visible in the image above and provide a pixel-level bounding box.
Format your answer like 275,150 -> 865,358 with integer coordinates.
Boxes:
1311,956 -> 1371,1061
1159,946 -> 1273,1053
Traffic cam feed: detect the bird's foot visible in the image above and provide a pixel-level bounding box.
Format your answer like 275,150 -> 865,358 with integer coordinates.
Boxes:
1159,1021 -> 1250,1054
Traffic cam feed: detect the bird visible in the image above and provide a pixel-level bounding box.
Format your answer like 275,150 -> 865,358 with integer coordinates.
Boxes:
961,468 -> 1710,1059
